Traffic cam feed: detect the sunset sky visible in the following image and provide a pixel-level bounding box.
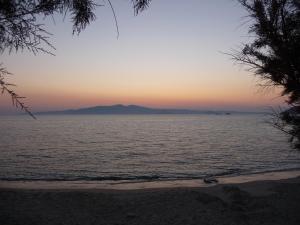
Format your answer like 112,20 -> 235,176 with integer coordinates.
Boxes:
0,0 -> 285,114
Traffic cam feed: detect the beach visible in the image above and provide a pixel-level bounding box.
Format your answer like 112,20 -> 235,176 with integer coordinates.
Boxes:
1,170 -> 300,225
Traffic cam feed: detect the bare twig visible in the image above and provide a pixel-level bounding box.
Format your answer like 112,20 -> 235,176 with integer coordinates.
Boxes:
107,0 -> 119,39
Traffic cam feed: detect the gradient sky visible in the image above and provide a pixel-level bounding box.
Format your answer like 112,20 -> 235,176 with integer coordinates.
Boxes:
0,0 -> 286,114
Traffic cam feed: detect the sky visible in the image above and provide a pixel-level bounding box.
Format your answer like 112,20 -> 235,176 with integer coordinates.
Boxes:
0,0 -> 286,114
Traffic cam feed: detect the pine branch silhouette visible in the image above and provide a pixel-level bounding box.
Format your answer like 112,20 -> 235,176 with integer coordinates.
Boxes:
0,66 -> 36,119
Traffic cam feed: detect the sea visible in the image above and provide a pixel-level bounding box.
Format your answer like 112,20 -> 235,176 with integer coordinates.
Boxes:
0,114 -> 299,182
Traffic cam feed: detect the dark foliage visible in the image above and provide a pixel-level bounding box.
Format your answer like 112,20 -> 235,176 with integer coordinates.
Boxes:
0,0 -> 151,117
132,0 -> 151,15
0,0 -> 99,54
232,0 -> 300,147
0,66 -> 36,118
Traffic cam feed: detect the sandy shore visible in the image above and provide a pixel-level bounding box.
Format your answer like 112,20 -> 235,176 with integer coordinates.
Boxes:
1,171 -> 300,225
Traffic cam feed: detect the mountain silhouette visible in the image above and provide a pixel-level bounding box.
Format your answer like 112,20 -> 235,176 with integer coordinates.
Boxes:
37,104 -> 213,115
36,104 -> 265,115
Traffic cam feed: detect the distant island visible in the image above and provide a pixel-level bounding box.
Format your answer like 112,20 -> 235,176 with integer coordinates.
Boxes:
36,104 -> 265,115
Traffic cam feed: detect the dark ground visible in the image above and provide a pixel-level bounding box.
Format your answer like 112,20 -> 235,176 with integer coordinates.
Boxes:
1,178 -> 300,225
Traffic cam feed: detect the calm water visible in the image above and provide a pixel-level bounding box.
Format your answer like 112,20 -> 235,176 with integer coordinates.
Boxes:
0,114 -> 299,181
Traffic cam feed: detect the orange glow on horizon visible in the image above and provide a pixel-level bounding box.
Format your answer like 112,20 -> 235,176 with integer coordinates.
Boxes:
0,68 -> 286,113
0,83 -> 284,113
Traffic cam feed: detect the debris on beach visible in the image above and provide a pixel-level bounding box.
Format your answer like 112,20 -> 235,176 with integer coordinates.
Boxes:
203,176 -> 218,184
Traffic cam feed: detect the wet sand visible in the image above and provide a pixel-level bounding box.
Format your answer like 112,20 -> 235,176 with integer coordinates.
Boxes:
1,171 -> 300,225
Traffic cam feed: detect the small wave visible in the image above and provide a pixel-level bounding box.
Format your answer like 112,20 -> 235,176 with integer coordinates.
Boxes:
16,154 -> 35,158
1,167 -> 299,182
0,175 -> 163,182
15,154 -> 53,159
0,170 -> 248,182
208,168 -> 244,177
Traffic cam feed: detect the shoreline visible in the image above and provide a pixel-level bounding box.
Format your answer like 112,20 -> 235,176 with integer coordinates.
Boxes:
1,171 -> 300,225
1,168 -> 299,190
